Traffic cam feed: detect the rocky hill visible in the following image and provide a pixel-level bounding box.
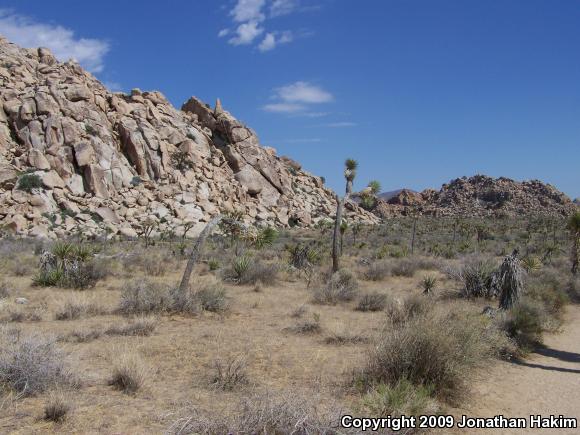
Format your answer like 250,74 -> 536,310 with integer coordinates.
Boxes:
0,37 -> 378,239
374,175 -> 576,218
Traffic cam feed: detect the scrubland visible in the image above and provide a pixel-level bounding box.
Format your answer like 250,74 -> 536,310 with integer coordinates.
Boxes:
0,216 -> 577,434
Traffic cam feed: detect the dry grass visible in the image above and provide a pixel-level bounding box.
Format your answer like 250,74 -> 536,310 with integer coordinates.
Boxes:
356,292 -> 388,312
210,355 -> 248,390
312,269 -> 359,305
43,391 -> 71,422
109,350 -> 148,395
105,316 -> 157,337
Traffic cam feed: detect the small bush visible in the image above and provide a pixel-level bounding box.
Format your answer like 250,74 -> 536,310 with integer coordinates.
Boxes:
356,293 -> 387,312
361,379 -> 439,417
498,299 -> 544,351
457,257 -> 499,298
118,280 -> 172,315
420,275 -> 438,294
105,316 -> 157,337
5,308 -> 43,323
211,355 -> 248,390
324,330 -> 368,345
195,284 -> 229,313
17,173 -> 43,192
285,313 -> 321,335
0,331 -> 76,397
44,392 -> 71,423
357,308 -> 507,404
59,328 -> 103,343
363,261 -> 390,281
235,262 -> 279,286
312,269 -> 358,305
109,352 -> 147,394
385,294 -> 430,325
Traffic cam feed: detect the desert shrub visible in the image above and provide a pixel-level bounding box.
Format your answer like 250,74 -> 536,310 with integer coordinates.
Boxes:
285,313 -> 321,335
0,330 -> 76,397
4,308 -> 43,323
208,259 -> 220,271
385,294 -> 430,325
287,243 -> 322,269
235,261 -> 279,286
363,261 -> 390,281
54,298 -> 103,321
105,316 -> 157,337
312,269 -> 358,305
195,283 -> 229,313
391,258 -> 421,277
254,227 -> 278,249
0,281 -> 10,299
44,392 -> 71,422
211,355 -> 248,390
357,309 -> 507,404
109,351 -> 147,394
324,330 -> 368,345
59,328 -> 103,343
361,379 -> 439,417
118,280 -> 172,315
168,391 -> 343,434
497,299 -> 544,351
356,293 -> 387,312
17,173 -> 43,192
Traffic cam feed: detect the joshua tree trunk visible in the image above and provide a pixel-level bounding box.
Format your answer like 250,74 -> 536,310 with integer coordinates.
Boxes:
498,249 -> 525,310
332,196 -> 345,273
572,236 -> 579,275
410,217 -> 417,255
179,215 -> 223,294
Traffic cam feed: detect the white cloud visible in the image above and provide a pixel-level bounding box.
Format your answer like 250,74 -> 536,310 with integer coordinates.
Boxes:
263,81 -> 333,115
270,0 -> 299,17
258,33 -> 276,52
263,102 -> 305,113
231,0 -> 266,22
221,0 -> 306,51
229,21 -> 264,45
324,122 -> 357,128
275,81 -> 333,103
0,9 -> 109,73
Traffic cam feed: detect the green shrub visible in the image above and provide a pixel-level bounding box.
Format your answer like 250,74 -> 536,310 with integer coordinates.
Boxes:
498,299 -> 544,351
17,173 -> 43,192
361,379 -> 439,417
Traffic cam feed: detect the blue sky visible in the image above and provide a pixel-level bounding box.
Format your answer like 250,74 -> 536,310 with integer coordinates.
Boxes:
1,0 -> 579,198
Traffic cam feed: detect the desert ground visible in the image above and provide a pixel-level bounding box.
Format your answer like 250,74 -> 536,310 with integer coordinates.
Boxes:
0,216 -> 578,434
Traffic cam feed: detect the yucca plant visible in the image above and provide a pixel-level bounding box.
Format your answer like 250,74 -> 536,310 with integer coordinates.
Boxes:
233,255 -> 252,281
254,227 -> 278,249
420,276 -> 437,294
521,256 -> 542,272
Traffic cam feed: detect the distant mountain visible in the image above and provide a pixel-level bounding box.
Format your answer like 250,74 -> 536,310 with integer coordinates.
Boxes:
373,175 -> 576,218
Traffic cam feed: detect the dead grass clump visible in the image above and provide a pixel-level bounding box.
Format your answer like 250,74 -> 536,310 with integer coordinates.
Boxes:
118,280 -> 172,315
140,253 -> 172,277
363,261 -> 390,281
0,329 -> 76,397
105,316 -> 157,337
357,308 -> 507,404
195,284 -> 229,313
211,355 -> 248,391
109,351 -> 147,394
44,391 -> 71,423
59,328 -> 103,343
169,391 -> 343,434
356,293 -> 388,312
312,269 -> 358,305
4,308 -> 43,323
285,313 -> 322,335
385,294 -> 431,325
324,329 -> 368,345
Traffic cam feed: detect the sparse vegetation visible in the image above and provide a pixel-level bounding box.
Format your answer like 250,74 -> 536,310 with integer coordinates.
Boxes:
16,173 -> 43,192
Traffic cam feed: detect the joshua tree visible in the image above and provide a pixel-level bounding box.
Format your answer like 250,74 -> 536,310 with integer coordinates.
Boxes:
567,211 -> 580,275
498,249 -> 525,310
368,180 -> 381,195
332,159 -> 357,272
359,180 -> 381,211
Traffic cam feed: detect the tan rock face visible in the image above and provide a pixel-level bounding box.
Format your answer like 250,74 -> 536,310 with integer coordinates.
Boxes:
0,37 -> 379,238
372,175 -> 576,218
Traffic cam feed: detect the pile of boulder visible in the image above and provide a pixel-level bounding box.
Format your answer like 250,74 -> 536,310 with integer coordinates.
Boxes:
0,37 -> 378,239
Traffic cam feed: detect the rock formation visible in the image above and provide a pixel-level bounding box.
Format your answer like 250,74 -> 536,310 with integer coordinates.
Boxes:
0,37 -> 378,239
373,175 -> 577,218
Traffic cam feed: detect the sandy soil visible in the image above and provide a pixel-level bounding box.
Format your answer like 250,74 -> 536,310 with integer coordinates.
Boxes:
454,305 -> 580,435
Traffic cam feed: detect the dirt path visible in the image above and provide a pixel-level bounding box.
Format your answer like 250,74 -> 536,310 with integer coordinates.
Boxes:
453,305 -> 580,434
